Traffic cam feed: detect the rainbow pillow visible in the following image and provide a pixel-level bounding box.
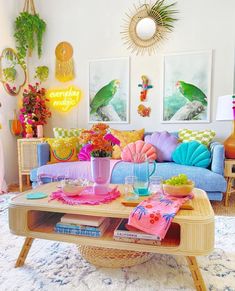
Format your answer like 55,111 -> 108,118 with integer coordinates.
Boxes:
46,137 -> 78,164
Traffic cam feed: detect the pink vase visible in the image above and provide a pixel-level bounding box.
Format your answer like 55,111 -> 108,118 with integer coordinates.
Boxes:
37,125 -> 43,138
91,157 -> 110,194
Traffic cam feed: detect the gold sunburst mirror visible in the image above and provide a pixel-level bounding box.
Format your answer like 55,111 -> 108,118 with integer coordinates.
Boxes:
121,0 -> 178,55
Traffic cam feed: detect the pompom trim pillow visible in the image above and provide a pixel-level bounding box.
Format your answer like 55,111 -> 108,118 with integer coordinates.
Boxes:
172,141 -> 211,168
178,129 -> 215,146
110,128 -> 145,159
121,140 -> 157,162
46,137 -> 78,164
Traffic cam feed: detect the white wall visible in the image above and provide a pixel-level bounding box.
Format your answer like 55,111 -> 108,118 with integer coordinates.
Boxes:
0,0 -> 234,183
0,0 -> 21,184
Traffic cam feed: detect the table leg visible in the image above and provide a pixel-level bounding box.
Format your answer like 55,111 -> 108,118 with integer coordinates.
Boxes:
19,174 -> 23,192
186,256 -> 207,291
225,177 -> 232,207
26,175 -> 30,186
15,237 -> 34,268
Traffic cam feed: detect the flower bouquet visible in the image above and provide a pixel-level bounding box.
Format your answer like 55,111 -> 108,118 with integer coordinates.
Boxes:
79,123 -> 120,194
19,83 -> 51,137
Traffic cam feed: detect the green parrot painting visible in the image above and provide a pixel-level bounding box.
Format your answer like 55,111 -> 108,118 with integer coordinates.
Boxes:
176,81 -> 207,106
90,80 -> 120,114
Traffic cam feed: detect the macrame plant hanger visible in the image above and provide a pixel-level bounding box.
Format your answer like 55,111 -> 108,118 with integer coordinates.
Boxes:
23,0 -> 36,58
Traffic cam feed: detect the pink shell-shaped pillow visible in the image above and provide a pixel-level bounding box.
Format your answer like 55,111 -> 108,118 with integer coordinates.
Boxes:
121,140 -> 157,162
78,144 -> 92,161
144,131 -> 178,162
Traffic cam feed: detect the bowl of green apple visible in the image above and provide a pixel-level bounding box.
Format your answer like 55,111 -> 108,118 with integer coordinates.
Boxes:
162,174 -> 194,197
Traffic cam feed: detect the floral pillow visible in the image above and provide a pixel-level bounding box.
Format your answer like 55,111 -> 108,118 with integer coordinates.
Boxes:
110,128 -> 145,159
46,137 -> 78,164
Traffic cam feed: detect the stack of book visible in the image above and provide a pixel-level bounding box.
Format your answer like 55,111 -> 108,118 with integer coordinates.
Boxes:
113,219 -> 162,245
55,214 -> 110,237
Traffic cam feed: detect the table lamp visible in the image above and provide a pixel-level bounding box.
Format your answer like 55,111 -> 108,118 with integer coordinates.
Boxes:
216,95 -> 235,158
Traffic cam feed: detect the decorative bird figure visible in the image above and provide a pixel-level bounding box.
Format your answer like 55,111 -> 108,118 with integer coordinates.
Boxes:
176,81 -> 207,106
138,75 -> 153,102
90,80 -> 120,115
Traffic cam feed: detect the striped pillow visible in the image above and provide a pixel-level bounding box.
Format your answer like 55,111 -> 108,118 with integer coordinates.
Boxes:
178,129 -> 216,146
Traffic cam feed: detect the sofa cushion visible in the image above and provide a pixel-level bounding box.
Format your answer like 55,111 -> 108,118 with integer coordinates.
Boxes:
172,141 -> 211,168
178,129 -> 216,146
110,128 -> 144,159
110,161 -> 227,193
53,127 -> 83,138
46,137 -> 78,163
144,131 -> 178,162
121,140 -> 157,162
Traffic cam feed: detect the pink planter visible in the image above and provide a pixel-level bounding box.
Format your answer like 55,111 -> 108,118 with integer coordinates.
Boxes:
91,157 -> 110,194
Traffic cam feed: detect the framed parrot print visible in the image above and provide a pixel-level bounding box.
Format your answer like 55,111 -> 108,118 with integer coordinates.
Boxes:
162,50 -> 212,123
88,57 -> 129,123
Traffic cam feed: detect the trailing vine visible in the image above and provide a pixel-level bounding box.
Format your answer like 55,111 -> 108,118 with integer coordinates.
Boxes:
14,12 -> 46,63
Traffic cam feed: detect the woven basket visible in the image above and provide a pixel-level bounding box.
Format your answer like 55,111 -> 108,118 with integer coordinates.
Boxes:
78,245 -> 154,268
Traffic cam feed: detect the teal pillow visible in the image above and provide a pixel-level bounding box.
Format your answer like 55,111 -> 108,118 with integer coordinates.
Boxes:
172,141 -> 211,168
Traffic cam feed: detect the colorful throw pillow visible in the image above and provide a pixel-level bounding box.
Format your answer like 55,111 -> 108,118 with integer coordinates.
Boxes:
121,140 -> 157,162
110,128 -> 145,159
172,141 -> 211,168
53,127 -> 83,138
46,137 -> 78,164
144,131 -> 178,162
178,129 -> 216,146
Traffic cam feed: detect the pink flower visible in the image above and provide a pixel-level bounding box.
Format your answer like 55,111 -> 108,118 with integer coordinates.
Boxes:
104,133 -> 120,146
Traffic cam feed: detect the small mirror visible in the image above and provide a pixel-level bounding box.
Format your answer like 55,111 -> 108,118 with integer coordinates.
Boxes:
136,17 -> 157,40
0,48 -> 26,96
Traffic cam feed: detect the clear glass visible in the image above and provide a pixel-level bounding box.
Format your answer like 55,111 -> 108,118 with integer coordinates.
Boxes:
124,176 -> 139,200
149,176 -> 163,194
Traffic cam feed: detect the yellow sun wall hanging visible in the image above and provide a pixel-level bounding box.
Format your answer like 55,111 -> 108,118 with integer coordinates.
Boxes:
55,42 -> 75,82
47,86 -> 82,112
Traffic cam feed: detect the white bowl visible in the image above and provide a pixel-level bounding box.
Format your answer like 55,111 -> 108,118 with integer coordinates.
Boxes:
62,185 -> 84,196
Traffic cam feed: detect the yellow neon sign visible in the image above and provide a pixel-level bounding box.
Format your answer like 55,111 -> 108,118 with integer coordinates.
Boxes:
47,86 -> 82,112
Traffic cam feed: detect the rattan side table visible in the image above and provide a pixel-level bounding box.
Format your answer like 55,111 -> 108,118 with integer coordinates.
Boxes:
224,159 -> 235,206
17,138 -> 44,192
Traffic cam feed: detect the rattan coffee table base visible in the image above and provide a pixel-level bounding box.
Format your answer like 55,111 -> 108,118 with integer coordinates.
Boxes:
78,245 -> 154,268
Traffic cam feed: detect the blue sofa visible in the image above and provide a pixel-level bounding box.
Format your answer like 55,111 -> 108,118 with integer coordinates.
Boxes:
30,136 -> 227,201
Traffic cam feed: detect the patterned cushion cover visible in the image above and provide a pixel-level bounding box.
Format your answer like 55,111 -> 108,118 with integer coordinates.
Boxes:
178,129 -> 216,146
110,128 -> 145,159
53,127 -> 83,138
46,137 -> 78,164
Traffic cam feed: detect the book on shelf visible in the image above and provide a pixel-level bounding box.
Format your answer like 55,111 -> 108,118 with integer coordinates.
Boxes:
60,213 -> 105,227
114,236 -> 161,246
55,217 -> 110,237
114,219 -> 161,241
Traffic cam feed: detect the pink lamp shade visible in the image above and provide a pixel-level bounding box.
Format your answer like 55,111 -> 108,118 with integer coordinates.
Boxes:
216,95 -> 235,159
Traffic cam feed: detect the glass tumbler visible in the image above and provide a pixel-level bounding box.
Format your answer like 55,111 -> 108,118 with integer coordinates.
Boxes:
149,176 -> 163,194
124,176 -> 138,200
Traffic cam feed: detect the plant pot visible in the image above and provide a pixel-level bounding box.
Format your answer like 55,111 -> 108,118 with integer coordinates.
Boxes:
91,157 -> 110,194
37,125 -> 43,138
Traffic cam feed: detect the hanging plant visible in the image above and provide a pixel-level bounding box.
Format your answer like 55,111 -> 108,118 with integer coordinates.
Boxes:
3,67 -> 17,82
34,66 -> 49,83
14,10 -> 46,62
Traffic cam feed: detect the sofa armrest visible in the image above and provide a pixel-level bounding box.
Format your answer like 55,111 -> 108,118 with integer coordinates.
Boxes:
209,142 -> 225,175
37,143 -> 50,167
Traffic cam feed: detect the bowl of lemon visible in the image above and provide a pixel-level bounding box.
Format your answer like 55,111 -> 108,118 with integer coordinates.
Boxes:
162,174 -> 194,197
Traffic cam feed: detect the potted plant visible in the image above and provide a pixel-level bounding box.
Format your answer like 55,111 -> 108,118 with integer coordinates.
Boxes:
14,2 -> 46,64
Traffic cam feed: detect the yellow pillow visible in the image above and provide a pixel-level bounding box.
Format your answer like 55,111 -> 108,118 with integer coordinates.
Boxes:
46,137 -> 78,164
110,128 -> 145,159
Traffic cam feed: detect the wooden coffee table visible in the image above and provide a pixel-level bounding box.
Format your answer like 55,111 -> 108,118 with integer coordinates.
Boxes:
9,183 -> 214,291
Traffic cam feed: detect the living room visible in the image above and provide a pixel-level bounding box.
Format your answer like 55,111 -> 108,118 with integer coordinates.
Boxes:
0,0 -> 234,290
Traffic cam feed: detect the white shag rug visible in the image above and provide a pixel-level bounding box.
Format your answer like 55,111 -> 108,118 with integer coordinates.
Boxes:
0,195 -> 235,291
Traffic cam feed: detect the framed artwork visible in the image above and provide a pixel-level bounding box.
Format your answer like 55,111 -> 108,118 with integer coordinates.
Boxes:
89,57 -> 129,123
162,50 -> 212,123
